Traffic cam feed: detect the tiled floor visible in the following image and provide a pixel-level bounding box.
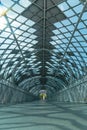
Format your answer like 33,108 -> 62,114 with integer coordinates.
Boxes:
0,101 -> 87,130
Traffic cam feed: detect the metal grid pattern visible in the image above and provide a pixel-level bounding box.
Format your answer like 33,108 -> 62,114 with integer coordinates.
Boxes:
0,0 -> 87,96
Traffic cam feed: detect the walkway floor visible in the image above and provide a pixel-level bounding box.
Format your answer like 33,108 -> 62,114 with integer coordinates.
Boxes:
0,101 -> 87,130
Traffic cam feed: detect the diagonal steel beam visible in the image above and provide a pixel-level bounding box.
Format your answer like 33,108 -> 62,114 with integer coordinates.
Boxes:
5,15 -> 31,77
55,1 -> 87,76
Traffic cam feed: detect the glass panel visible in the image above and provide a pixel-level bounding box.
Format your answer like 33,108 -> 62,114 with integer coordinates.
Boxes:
17,16 -> 27,23
73,4 -> 83,14
64,9 -> 75,17
19,0 -> 31,7
70,16 -> 78,23
58,2 -> 69,11
67,0 -> 80,7
12,4 -> 24,13
26,20 -> 35,26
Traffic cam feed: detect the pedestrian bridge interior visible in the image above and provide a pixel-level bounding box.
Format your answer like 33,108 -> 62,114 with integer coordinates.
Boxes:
0,0 -> 87,129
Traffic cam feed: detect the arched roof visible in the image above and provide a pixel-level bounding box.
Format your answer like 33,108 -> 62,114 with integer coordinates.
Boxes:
0,0 -> 87,95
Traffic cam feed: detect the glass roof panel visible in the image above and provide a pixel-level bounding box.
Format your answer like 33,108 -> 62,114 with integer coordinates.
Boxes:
12,4 -> 24,13
70,16 -> 78,23
64,9 -> 75,17
25,19 -> 35,26
73,4 -> 83,14
57,2 -> 69,11
19,0 -> 31,8
7,10 -> 18,18
67,0 -> 80,7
